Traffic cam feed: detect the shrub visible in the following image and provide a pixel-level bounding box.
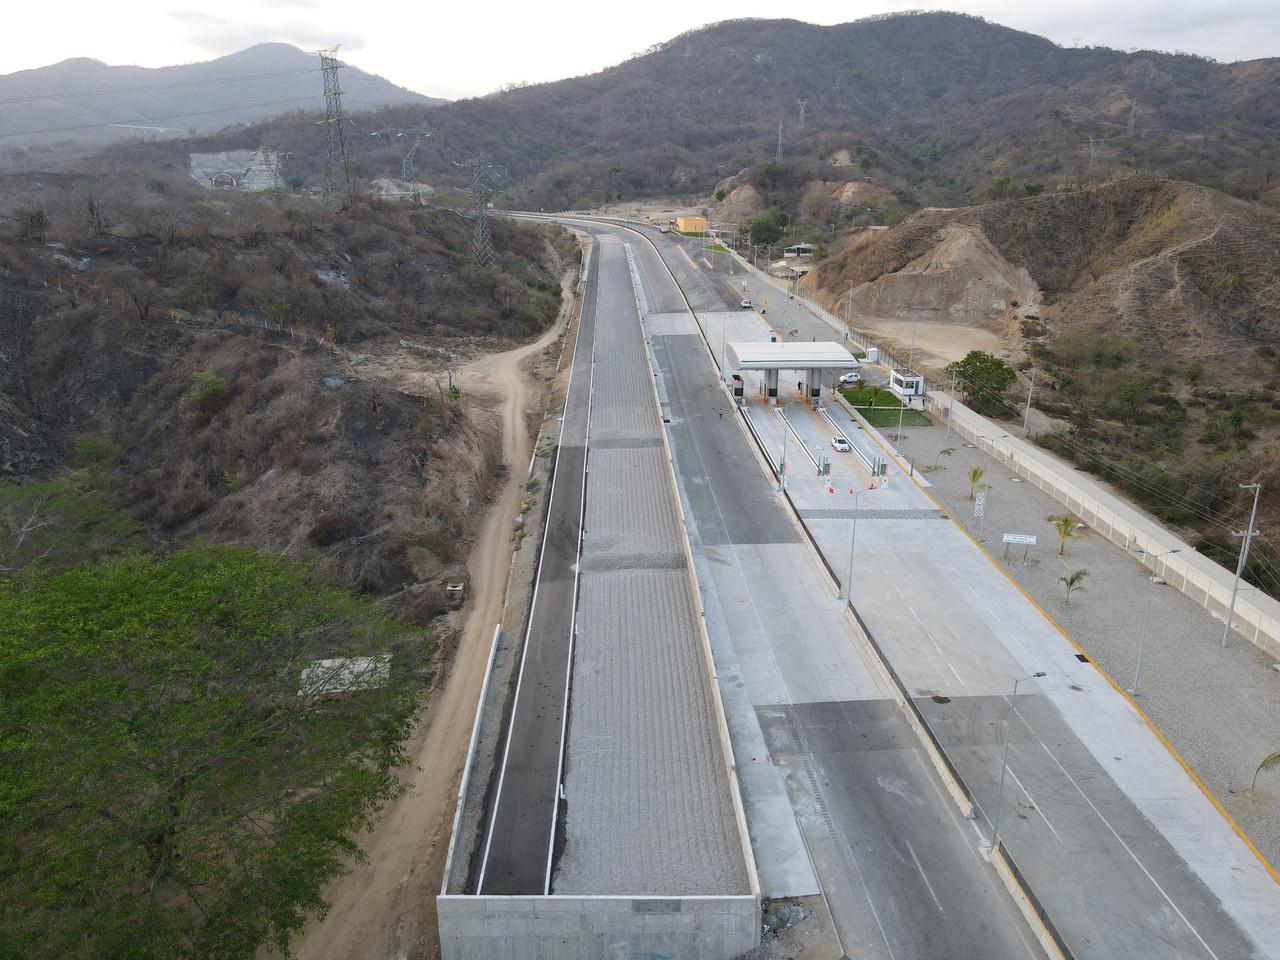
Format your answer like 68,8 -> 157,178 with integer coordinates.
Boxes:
185,372 -> 232,428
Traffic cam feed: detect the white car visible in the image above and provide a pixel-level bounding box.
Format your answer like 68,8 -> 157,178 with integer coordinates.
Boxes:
838,371 -> 861,385
831,436 -> 852,452
740,298 -> 752,308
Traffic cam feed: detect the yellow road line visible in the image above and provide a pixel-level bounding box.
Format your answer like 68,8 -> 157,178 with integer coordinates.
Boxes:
859,421 -> 1280,887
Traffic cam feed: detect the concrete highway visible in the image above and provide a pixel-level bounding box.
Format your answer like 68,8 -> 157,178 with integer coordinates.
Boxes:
657,226 -> 1280,960
474,235 -> 597,895
618,224 -> 1042,958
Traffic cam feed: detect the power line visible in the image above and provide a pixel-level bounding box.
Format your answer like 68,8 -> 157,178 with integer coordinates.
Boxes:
0,67 -> 319,107
0,96 -> 318,140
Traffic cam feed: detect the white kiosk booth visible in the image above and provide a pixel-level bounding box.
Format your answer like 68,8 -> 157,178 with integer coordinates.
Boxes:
726,341 -> 860,406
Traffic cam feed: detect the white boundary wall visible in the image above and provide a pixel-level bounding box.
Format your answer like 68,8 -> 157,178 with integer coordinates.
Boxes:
437,895 -> 760,959
933,392 -> 1280,660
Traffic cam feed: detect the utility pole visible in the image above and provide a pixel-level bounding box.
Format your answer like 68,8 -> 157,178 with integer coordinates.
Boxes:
797,99 -> 808,131
1022,368 -> 1036,438
844,279 -> 853,341
317,46 -> 353,206
989,672 -> 1046,852
456,154 -> 501,269
946,371 -> 957,439
776,120 -> 784,164
1222,482 -> 1262,646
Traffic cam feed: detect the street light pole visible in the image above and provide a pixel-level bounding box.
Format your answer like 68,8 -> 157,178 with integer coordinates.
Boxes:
841,489 -> 861,601
990,671 -> 1047,852
1223,482 -> 1262,646
779,425 -> 788,492
1130,548 -> 1180,696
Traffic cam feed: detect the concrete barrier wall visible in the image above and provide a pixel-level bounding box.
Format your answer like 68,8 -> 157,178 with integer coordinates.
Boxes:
932,393 -> 1280,660
437,895 -> 760,960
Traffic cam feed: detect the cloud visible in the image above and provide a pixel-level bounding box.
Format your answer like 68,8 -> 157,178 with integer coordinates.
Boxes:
168,9 -> 366,58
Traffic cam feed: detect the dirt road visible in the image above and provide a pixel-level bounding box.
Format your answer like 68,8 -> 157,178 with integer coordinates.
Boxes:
286,304 -> 572,960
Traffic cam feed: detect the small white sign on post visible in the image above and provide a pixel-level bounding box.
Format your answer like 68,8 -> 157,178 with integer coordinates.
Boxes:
1002,534 -> 1037,545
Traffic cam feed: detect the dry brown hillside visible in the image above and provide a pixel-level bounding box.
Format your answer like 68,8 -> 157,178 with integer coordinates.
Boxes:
0,168 -> 571,616
805,178 -> 1280,376
804,178 -> 1280,595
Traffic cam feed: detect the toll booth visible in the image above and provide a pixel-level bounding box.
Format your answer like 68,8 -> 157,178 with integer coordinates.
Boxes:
726,341 -> 860,407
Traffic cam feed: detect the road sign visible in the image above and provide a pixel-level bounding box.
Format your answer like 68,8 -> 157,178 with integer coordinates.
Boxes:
974,491 -> 986,518
1003,534 -> 1037,545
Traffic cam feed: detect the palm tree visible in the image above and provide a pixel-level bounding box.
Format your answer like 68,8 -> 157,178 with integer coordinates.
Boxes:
1059,569 -> 1089,604
934,447 -> 956,469
1052,516 -> 1079,555
1251,751 -> 1280,793
968,466 -> 987,500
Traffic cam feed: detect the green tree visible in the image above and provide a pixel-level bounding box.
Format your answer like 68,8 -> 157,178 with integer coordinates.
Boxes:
1052,515 -> 1079,555
746,208 -> 787,246
946,351 -> 1018,416
0,546 -> 424,959
1059,568 -> 1089,604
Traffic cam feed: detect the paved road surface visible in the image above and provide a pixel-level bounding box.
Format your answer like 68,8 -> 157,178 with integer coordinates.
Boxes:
673,228 -> 1280,960
620,227 -> 1041,959
475,237 -> 598,895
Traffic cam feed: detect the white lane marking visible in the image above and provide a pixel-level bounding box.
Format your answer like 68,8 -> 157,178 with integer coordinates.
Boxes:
905,838 -> 945,914
1005,763 -> 1063,845
1010,702 -> 1223,960
947,662 -> 967,687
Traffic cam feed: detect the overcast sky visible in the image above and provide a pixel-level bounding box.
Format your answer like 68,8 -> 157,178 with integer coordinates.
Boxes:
7,0 -> 1278,99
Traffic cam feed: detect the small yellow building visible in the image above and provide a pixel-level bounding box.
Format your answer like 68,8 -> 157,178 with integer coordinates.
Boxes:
676,214 -> 708,234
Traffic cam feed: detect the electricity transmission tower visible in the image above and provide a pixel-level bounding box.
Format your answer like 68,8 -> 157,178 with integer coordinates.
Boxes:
775,120 -> 784,163
372,126 -> 432,199
1084,136 -> 1109,174
317,46 -> 354,205
797,99 -> 807,131
456,154 -> 501,268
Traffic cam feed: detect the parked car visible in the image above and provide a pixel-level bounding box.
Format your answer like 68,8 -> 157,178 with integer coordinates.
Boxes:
831,436 -> 852,452
740,298 -> 752,308
838,371 -> 861,385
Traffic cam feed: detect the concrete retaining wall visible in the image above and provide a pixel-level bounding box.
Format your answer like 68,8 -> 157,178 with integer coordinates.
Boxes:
436,895 -> 760,959
932,393 -> 1280,660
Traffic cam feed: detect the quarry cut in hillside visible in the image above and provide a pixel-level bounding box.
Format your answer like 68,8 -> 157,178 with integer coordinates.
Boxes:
804,178 -> 1280,379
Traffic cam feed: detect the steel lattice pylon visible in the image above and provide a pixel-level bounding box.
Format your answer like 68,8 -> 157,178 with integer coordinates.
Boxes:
456,154 -> 502,269
318,46 -> 353,205
371,126 -> 432,200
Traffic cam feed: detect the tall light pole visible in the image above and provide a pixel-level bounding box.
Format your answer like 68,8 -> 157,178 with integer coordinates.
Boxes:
1130,548 -> 1180,696
1022,368 -> 1036,438
1223,482 -> 1262,646
990,671 -> 1047,852
779,426 -> 788,492
895,320 -> 918,443
840,489 -> 862,601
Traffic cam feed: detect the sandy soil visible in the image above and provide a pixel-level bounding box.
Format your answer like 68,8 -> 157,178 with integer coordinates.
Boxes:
856,316 -> 1011,374
283,292 -> 574,960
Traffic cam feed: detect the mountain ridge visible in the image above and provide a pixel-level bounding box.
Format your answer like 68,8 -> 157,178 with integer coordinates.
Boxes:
0,43 -> 442,148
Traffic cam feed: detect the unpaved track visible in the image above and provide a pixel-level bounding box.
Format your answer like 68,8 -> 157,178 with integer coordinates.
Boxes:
287,308 -> 571,960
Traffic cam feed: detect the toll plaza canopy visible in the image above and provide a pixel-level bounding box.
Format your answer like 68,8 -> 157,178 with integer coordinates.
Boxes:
727,341 -> 858,371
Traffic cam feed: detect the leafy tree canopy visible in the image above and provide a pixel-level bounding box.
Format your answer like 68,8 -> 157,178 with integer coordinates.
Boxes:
946,350 -> 1018,416
746,208 -> 789,246
0,545 -> 424,959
